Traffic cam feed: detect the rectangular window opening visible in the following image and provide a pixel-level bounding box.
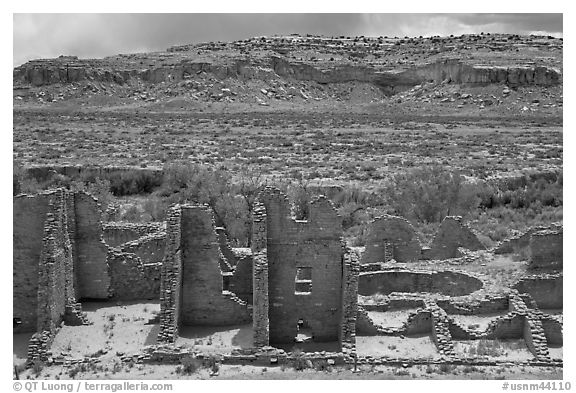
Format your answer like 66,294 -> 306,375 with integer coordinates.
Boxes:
295,267 -> 312,294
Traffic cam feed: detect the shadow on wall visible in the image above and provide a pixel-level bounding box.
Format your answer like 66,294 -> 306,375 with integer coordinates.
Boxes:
358,270 -> 484,297
177,324 -> 254,349
144,324 -> 160,346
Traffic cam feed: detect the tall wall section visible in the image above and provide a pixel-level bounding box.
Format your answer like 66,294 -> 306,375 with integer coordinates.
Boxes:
36,191 -> 76,335
258,187 -> 344,344
158,207 -> 183,343
72,192 -> 110,299
179,205 -> 250,325
252,200 -> 270,347
14,192 -> 53,332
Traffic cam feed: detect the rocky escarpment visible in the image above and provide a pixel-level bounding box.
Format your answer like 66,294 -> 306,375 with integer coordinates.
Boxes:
14,56 -> 561,93
13,33 -> 562,95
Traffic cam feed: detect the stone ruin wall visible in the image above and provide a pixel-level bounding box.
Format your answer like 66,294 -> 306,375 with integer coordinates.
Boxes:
513,274 -> 563,309
35,191 -> 75,335
14,189 -> 165,330
361,215 -> 421,263
494,224 -> 563,270
14,189 -> 88,363
72,192 -> 110,299
358,270 -> 484,297
157,207 -> 182,343
107,249 -> 160,301
529,229 -> 563,269
425,216 -> 485,260
179,205 -> 250,326
103,221 -> 164,248
158,204 -> 251,343
14,192 -> 53,332
228,253 -> 253,304
215,227 -> 237,271
14,186 -> 562,365
360,214 -> 486,264
340,248 -> 359,357
257,187 -> 345,344
251,200 -> 270,347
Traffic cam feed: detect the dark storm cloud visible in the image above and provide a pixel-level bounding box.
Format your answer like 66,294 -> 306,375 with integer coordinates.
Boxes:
13,13 -> 563,66
447,14 -> 562,33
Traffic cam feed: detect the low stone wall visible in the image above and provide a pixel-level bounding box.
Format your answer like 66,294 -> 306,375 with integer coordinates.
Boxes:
438,294 -> 509,315
494,224 -> 561,255
524,317 -> 551,361
108,249 -> 160,300
529,229 -> 563,269
358,269 -> 483,297
103,221 -> 165,248
513,274 -> 562,309
120,232 -> 166,265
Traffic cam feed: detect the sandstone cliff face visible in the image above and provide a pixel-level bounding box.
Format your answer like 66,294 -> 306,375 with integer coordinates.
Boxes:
14,56 -> 562,91
13,35 -> 562,90
403,59 -> 561,86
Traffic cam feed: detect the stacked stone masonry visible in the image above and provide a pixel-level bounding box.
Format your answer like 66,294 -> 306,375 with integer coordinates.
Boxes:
361,215 -> 422,263
529,229 -> 563,269
426,216 -> 485,260
256,187 -> 347,345
14,187 -> 562,368
103,221 -> 165,248
14,189 -> 89,363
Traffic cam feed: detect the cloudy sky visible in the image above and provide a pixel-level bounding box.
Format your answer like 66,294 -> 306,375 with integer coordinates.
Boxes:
13,13 -> 563,67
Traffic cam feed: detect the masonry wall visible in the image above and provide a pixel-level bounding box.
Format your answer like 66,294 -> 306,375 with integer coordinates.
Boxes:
340,248 -> 359,355
216,227 -> 237,271
179,205 -> 250,326
252,200 -> 270,347
108,250 -> 160,300
358,270 -> 483,297
103,222 -> 164,248
72,192 -> 110,299
13,193 -> 52,332
513,274 -> 562,309
259,188 -> 344,344
14,189 -> 88,363
120,233 -> 166,265
495,223 -> 561,255
158,207 -> 182,343
36,193 -> 74,334
229,253 -> 253,304
529,229 -> 563,269
427,216 -> 485,260
361,215 -> 421,263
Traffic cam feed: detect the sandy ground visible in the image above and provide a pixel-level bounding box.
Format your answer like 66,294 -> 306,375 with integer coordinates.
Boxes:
367,310 -> 418,329
13,300 -> 562,380
176,324 -> 253,354
15,363 -> 562,380
49,301 -> 160,361
452,340 -> 534,361
356,335 -> 439,359
548,346 -> 562,360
